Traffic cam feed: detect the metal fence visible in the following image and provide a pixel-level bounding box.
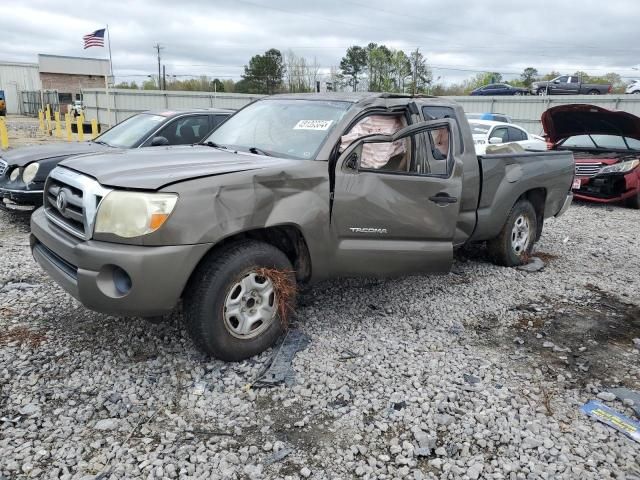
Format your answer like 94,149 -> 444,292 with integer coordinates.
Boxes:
82,89 -> 640,134
20,90 -> 60,116
82,89 -> 265,126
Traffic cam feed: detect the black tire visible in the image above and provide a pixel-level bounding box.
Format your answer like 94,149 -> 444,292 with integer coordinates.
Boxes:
626,190 -> 640,209
587,90 -> 600,95
537,88 -> 547,96
183,240 -> 295,361
487,200 -> 538,267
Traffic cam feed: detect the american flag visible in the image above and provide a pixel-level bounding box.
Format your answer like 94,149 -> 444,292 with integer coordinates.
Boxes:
83,29 -> 105,49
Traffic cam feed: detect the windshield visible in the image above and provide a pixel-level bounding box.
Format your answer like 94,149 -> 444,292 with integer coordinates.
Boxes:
469,122 -> 491,135
559,134 -> 640,150
96,113 -> 166,148
205,99 -> 352,159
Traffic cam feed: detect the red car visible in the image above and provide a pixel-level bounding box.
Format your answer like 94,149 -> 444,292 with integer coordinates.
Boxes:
542,104 -> 640,209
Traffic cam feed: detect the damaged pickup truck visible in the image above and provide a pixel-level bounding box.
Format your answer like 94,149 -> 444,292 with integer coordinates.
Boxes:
543,104 -> 640,208
30,93 -> 574,360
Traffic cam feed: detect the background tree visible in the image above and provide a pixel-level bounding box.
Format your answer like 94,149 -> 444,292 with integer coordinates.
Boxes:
520,67 -> 539,87
242,48 -> 286,94
408,50 -> 433,94
340,46 -> 367,91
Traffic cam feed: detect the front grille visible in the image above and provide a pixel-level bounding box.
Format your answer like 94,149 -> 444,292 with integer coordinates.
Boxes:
575,162 -> 603,177
0,159 -> 7,177
44,167 -> 111,240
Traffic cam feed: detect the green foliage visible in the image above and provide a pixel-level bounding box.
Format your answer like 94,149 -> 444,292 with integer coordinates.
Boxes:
520,67 -> 538,87
241,48 -> 286,94
340,46 -> 368,91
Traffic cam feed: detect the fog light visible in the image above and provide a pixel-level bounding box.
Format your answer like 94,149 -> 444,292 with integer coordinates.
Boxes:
113,267 -> 132,295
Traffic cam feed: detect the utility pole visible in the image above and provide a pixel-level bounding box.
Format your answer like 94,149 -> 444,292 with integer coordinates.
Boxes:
412,48 -> 419,96
162,65 -> 166,90
153,43 -> 164,90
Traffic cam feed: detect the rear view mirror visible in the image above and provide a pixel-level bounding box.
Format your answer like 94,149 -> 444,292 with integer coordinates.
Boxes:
489,137 -> 503,145
150,136 -> 169,146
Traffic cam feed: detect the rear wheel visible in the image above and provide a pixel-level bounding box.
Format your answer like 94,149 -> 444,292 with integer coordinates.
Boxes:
184,240 -> 295,361
537,88 -> 547,96
488,200 -> 537,266
588,90 -> 600,95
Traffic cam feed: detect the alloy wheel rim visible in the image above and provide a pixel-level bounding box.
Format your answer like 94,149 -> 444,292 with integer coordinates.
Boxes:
511,214 -> 531,255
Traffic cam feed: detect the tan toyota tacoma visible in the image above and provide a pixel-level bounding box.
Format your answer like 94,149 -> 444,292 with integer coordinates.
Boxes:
30,93 -> 574,360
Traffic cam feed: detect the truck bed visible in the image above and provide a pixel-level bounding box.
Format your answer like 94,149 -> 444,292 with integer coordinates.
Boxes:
470,150 -> 575,242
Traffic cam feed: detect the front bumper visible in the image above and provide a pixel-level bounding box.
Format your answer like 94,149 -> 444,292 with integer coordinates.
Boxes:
30,208 -> 213,316
0,187 -> 43,211
572,171 -> 639,204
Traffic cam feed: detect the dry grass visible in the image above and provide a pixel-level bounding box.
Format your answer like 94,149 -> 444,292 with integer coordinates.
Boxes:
0,325 -> 46,348
541,386 -> 555,416
255,267 -> 297,329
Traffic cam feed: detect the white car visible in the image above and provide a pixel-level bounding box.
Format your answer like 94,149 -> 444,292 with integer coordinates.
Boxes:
626,80 -> 640,94
470,120 -> 547,154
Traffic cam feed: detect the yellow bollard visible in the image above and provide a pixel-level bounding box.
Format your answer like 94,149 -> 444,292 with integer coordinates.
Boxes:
38,111 -> 45,131
54,112 -> 62,138
45,105 -> 52,134
0,118 -> 8,149
90,119 -> 99,139
76,114 -> 84,142
65,113 -> 72,141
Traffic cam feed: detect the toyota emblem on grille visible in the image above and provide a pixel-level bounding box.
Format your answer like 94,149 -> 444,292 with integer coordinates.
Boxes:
56,190 -> 68,213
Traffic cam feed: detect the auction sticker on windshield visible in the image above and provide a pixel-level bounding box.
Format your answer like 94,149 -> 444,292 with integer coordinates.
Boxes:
294,120 -> 333,130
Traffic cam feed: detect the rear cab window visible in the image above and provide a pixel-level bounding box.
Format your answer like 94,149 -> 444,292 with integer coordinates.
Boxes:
422,106 -> 464,153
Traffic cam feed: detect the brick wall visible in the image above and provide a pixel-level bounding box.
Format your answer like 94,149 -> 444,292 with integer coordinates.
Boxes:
40,73 -> 105,96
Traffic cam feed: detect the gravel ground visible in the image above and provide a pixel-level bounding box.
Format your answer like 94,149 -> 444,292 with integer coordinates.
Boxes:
1,188 -> 639,477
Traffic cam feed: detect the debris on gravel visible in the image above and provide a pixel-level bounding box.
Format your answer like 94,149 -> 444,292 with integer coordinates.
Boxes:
1,199 -> 639,478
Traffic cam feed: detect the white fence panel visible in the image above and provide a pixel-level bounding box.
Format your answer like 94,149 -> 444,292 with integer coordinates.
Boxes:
83,89 -> 640,135
83,89 -> 265,126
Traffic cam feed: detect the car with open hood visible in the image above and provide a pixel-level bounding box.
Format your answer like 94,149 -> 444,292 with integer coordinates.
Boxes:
543,104 -> 640,208
0,108 -> 231,212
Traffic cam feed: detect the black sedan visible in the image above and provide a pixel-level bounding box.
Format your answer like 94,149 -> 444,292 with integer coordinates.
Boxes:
470,83 -> 529,96
0,108 -> 232,212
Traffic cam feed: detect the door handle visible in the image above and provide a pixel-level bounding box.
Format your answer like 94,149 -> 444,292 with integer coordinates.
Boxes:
429,193 -> 458,205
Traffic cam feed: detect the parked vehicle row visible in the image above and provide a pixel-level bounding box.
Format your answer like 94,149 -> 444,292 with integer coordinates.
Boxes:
470,83 -> 529,96
0,108 -> 231,211
470,120 -> 546,154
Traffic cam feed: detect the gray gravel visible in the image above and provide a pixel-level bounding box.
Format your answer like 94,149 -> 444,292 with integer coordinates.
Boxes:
1,201 -> 639,479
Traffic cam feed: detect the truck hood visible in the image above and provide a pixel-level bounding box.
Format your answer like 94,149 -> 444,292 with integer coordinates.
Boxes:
59,145 -> 298,190
542,104 -> 640,143
0,142 -> 112,167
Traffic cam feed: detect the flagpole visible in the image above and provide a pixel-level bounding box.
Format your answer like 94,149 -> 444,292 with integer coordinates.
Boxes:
105,25 -> 113,127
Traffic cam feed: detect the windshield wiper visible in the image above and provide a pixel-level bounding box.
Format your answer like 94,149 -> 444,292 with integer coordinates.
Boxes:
93,140 -> 111,147
203,141 -> 228,150
248,146 -> 271,156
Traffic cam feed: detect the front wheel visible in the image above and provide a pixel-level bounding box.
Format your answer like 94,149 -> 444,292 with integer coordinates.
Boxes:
487,200 -> 537,267
537,88 -> 547,96
184,240 -> 296,361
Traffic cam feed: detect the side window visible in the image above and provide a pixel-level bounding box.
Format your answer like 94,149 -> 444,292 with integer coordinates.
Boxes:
210,115 -> 227,130
340,114 -> 409,172
557,76 -> 569,83
351,125 -> 451,177
570,77 -> 579,84
153,115 -> 209,145
491,127 -> 508,142
507,126 -> 527,141
422,106 -> 463,153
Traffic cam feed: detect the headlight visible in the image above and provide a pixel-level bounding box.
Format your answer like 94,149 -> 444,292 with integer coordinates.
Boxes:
94,191 -> 178,238
9,168 -> 20,182
22,163 -> 39,184
598,159 -> 639,175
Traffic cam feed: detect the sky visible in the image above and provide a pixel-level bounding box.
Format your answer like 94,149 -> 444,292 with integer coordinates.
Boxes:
2,0 -> 640,85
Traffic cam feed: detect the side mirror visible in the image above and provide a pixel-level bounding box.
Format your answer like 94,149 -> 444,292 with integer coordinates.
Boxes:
150,136 -> 169,146
553,79 -> 560,84
489,137 -> 503,144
